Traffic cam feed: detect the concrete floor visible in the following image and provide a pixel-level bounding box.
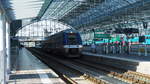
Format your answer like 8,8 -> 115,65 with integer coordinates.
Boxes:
82,47 -> 150,75
8,48 -> 65,84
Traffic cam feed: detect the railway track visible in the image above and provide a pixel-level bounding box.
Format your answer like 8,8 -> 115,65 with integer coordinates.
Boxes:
29,48 -> 99,84
71,59 -> 150,84
29,48 -> 150,84
58,59 -> 127,84
29,48 -> 127,84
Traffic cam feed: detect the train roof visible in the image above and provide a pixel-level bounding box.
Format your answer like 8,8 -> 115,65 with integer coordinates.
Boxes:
44,29 -> 79,40
63,29 -> 78,33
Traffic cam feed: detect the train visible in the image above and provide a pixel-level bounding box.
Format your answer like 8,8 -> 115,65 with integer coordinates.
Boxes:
41,29 -> 83,58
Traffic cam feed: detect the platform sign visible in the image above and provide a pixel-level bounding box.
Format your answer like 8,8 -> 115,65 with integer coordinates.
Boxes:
94,34 -> 111,39
110,35 -> 121,42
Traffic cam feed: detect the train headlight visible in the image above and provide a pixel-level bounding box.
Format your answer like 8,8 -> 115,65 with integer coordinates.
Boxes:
78,45 -> 83,48
64,45 -> 68,48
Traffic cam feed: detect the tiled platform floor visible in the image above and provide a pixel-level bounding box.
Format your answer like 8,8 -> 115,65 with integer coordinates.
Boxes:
8,48 -> 65,84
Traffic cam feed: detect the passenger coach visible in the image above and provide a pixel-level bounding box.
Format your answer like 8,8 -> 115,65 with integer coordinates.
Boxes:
42,29 -> 83,58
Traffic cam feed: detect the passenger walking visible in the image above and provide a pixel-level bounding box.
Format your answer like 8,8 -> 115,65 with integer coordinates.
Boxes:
91,43 -> 96,53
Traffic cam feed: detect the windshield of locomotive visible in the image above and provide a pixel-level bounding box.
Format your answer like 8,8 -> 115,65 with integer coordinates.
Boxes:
67,33 -> 78,45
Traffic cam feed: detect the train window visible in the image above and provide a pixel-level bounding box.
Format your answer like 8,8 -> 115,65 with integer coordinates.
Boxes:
68,33 -> 76,37
67,33 -> 78,45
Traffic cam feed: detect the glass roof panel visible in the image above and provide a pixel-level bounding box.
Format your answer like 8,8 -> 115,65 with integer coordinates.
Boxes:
41,1 -> 66,19
41,0 -> 84,20
53,2 -> 81,19
68,0 -> 141,28
125,0 -> 140,4
4,0 -> 44,20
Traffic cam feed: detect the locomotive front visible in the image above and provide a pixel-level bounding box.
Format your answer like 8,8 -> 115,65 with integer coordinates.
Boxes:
63,30 -> 83,57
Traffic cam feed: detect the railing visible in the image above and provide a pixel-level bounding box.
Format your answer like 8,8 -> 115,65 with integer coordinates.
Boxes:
83,44 -> 150,56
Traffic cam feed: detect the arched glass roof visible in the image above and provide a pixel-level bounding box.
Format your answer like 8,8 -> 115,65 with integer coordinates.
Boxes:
16,20 -> 72,41
67,0 -> 142,28
40,0 -> 84,20
2,0 -> 150,33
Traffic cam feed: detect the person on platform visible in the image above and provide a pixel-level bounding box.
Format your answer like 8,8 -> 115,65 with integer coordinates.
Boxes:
91,43 -> 96,53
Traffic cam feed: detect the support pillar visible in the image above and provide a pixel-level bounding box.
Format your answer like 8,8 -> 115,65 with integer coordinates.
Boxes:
0,12 -> 6,84
6,22 -> 10,74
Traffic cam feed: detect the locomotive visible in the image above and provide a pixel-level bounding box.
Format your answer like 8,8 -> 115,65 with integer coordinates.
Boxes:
41,29 -> 83,58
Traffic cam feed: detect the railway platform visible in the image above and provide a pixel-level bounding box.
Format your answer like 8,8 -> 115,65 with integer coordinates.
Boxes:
8,48 -> 65,84
82,47 -> 150,75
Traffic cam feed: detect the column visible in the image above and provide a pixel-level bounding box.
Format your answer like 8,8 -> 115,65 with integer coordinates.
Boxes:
6,22 -> 10,74
0,12 -> 6,84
